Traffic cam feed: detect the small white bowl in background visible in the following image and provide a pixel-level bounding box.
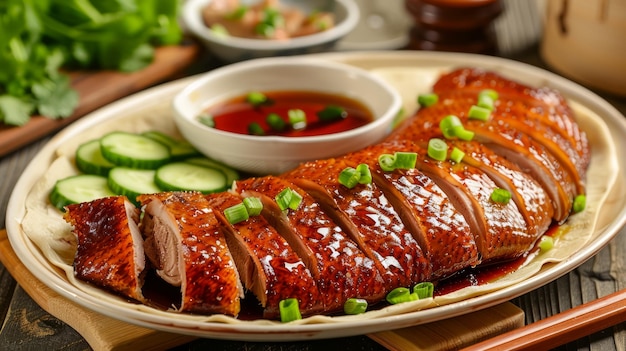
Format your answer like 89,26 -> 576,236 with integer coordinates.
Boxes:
172,56 -> 402,175
183,0 -> 360,63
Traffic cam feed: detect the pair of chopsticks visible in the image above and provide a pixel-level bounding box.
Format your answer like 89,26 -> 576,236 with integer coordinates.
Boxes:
461,289 -> 626,350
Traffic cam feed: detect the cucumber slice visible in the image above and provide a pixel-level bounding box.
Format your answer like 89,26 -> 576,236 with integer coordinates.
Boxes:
142,131 -> 200,160
155,162 -> 227,193
75,139 -> 116,176
108,167 -> 161,201
49,174 -> 115,211
100,131 -> 171,169
185,157 -> 240,187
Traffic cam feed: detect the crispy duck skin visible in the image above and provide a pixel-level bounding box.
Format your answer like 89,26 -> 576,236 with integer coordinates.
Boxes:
137,192 -> 243,316
338,144 -> 481,278
234,176 -> 387,310
432,67 -> 589,187
351,140 -> 535,263
389,99 -> 577,223
64,196 -> 145,302
446,139 -> 554,236
425,90 -> 587,193
206,191 -> 323,318
284,158 -> 432,289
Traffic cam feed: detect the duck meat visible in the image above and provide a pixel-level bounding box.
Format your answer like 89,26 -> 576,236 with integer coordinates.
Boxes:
64,196 -> 146,302
389,96 -> 578,223
137,191 -> 243,316
338,143 -> 481,278
234,176 -> 387,311
284,158 -> 432,289
206,191 -> 323,318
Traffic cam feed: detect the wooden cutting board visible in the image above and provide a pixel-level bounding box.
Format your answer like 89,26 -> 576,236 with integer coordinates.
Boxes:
0,229 -> 525,351
0,43 -> 201,158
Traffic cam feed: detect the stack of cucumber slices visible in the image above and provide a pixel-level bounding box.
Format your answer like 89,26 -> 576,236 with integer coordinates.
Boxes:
49,131 -> 239,211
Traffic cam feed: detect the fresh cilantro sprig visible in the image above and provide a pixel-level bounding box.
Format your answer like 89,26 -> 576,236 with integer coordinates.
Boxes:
0,0 -> 182,126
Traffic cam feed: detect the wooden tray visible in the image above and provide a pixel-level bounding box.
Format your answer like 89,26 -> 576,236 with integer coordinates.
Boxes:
0,43 -> 200,157
0,229 -> 525,351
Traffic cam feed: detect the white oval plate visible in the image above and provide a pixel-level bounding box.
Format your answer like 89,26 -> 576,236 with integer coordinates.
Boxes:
6,51 -> 626,342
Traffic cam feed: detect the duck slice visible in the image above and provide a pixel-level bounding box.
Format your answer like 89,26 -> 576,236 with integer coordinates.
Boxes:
234,176 -> 387,311
137,191 -> 243,316
428,89 -> 588,193
206,191 -> 323,319
371,140 -> 533,263
64,196 -> 145,302
284,159 -> 432,290
448,140 -> 554,236
390,100 -> 576,223
339,143 -> 480,279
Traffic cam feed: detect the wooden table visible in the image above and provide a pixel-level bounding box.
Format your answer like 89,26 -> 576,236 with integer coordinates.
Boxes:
1,45 -> 625,350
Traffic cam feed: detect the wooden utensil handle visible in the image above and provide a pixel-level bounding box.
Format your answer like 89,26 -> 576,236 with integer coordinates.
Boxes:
461,289 -> 626,350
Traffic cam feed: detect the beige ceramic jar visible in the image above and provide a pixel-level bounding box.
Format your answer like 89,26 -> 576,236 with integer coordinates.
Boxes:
541,0 -> 626,96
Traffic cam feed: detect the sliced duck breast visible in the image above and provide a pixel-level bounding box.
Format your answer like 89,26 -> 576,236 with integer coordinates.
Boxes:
234,176 -> 387,311
206,191 -> 322,319
448,140 -> 554,236
137,191 -> 243,316
284,158 -> 431,289
389,102 -> 576,223
367,140 -> 533,263
339,144 -> 481,279
64,196 -> 145,302
433,67 -> 590,185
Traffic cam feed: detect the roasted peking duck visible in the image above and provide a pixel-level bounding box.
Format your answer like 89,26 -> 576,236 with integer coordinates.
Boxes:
63,68 -> 589,319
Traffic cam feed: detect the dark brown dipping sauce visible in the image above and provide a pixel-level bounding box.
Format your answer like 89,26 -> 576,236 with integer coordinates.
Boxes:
203,90 -> 374,137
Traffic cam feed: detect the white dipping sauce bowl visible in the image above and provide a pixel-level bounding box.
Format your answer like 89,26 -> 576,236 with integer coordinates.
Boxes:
172,56 -> 402,175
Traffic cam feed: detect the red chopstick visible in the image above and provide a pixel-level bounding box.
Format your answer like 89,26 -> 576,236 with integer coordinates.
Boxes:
461,289 -> 626,350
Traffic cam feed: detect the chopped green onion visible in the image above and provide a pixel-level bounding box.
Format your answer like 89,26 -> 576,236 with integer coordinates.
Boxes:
266,113 -> 286,131
468,105 -> 492,121
477,94 -> 495,111
243,197 -> 263,216
450,147 -> 465,163
255,22 -> 275,37
288,109 -> 307,130
413,282 -> 434,299
210,24 -> 229,37
490,188 -> 511,204
452,125 -> 475,141
393,152 -> 418,170
246,91 -> 268,106
224,203 -> 249,224
440,115 -> 463,139
479,89 -> 499,101
356,163 -> 372,184
256,7 -> 284,37
317,105 -> 347,121
538,236 -> 554,252
288,189 -> 303,210
247,122 -> 265,135
573,194 -> 586,213
198,113 -> 215,128
344,298 -> 368,315
279,298 -> 302,323
386,287 -> 418,305
378,154 -> 396,172
226,5 -> 248,20
338,167 -> 360,189
262,7 -> 284,27
417,93 -> 439,108
275,188 -> 302,211
427,138 -> 448,161
378,152 -> 418,172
